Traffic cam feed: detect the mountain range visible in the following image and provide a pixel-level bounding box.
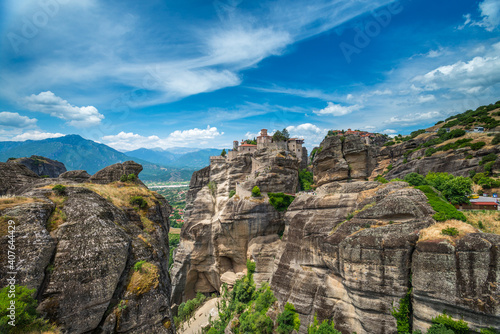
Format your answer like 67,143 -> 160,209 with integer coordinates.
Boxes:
125,147 -> 222,168
0,135 -> 204,181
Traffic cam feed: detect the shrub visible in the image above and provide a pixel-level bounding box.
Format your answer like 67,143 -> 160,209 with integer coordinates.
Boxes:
384,141 -> 395,146
130,196 -> 148,209
431,313 -> 469,334
0,285 -> 54,332
52,184 -> 67,196
176,292 -> 207,325
229,190 -> 236,198
480,327 -> 499,334
120,174 -> 128,182
375,175 -> 388,184
391,288 -> 411,334
404,172 -> 427,186
465,154 -> 473,159
134,260 -> 147,272
484,161 -> 495,174
221,148 -> 227,157
208,181 -> 217,195
492,134 -> 500,145
425,172 -> 454,193
252,186 -> 261,197
277,302 -> 301,334
246,259 -> 256,275
268,192 -> 295,212
425,147 -> 438,157
480,153 -> 497,165
415,186 -> 467,222
427,323 -> 455,334
441,227 -> 459,236
387,164 -> 393,171
470,141 -> 486,150
307,314 -> 341,334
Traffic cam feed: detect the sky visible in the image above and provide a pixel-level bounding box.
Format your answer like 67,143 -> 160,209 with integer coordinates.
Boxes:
0,0 -> 499,152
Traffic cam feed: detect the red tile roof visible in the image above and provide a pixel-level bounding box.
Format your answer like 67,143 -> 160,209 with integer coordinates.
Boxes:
240,143 -> 257,147
471,202 -> 498,206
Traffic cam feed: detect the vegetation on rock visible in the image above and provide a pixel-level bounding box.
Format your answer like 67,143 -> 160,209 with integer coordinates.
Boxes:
252,186 -> 261,197
268,192 -> 295,212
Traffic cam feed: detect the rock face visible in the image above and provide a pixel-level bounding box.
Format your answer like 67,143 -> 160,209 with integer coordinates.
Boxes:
313,135 -> 379,186
89,161 -> 143,184
267,181 -> 500,333
0,161 -> 175,333
6,155 -> 67,178
170,147 -> 299,305
0,162 -> 40,196
58,170 -> 91,182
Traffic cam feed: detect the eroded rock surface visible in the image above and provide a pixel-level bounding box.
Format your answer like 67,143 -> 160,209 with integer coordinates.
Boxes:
7,155 -> 67,178
59,170 -> 91,182
89,161 -> 143,184
0,162 -> 175,334
0,162 -> 40,195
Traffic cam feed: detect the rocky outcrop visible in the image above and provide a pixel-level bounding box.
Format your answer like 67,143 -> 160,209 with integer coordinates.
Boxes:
0,162 -> 40,195
412,233 -> 500,332
89,161 -> 143,184
58,170 -> 91,182
171,147 -> 299,305
313,135 -> 379,186
7,155 -> 67,178
0,162 -> 175,334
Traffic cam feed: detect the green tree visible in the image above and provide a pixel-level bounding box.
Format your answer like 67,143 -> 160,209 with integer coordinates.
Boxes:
52,184 -> 67,196
441,176 -> 472,205
277,302 -> 301,333
0,285 -> 53,333
307,314 -> 341,334
272,128 -> 290,142
299,169 -> 313,191
425,172 -> 454,193
221,149 -> 227,157
404,172 -> 427,186
252,186 -> 261,197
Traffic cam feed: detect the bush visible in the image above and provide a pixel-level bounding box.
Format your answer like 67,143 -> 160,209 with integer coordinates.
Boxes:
427,323 -> 455,334
425,172 -> 454,193
431,313 -> 469,334
425,147 -> 438,157
229,190 -> 236,198
176,292 -> 207,325
277,302 -> 301,334
130,196 -> 148,209
268,192 -> 295,212
221,149 -> 227,157
208,181 -> 217,195
387,164 -> 393,171
404,173 -> 427,186
0,285 -> 54,332
134,260 -> 146,272
415,186 -> 467,222
384,141 -> 395,146
480,153 -> 497,165
492,134 -> 500,145
252,186 -> 261,197
391,288 -> 411,334
375,175 -> 388,184
441,227 -> 459,236
52,184 -> 66,196
480,327 -> 499,334
470,141 -> 486,150
307,314 -> 341,334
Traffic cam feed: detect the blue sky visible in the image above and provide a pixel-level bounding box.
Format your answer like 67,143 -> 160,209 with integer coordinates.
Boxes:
0,0 -> 499,151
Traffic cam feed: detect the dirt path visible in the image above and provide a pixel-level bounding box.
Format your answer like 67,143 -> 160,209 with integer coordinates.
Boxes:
178,298 -> 221,334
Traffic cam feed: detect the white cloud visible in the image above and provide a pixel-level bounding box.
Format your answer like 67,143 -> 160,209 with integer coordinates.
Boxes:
286,123 -> 327,147
0,112 -> 37,128
101,126 -> 224,151
412,55 -> 500,93
314,102 -> 361,116
386,111 -> 442,124
418,94 -> 436,103
10,131 -> 65,141
459,0 -> 500,31
382,129 -> 397,134
25,91 -> 104,127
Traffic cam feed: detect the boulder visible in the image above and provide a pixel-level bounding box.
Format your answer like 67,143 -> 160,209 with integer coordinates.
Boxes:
89,160 -> 143,184
7,155 -> 67,178
59,170 -> 91,183
0,162 -> 40,196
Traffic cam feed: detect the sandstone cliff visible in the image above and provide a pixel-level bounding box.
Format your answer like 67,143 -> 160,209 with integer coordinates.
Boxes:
173,132 -> 499,333
171,147 -> 299,305
0,161 -> 176,333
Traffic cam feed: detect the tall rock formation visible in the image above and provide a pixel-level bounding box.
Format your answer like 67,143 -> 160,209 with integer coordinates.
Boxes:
171,146 -> 299,305
0,161 -> 175,333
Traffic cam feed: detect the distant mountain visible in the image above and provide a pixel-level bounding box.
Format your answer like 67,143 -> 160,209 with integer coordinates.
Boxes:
0,135 -> 194,181
126,147 -> 222,169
